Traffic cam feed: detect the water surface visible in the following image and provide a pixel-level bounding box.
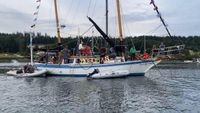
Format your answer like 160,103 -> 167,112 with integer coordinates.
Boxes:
0,61 -> 200,113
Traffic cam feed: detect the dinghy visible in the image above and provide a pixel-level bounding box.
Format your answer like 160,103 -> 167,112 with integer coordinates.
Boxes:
87,69 -> 129,79
6,69 -> 47,77
6,64 -> 47,77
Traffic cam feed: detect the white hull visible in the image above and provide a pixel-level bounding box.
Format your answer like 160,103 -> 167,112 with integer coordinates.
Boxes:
35,59 -> 160,77
6,69 -> 47,77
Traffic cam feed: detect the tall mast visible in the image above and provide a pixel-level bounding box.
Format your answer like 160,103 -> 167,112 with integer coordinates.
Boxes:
54,0 -> 62,62
54,0 -> 61,44
116,0 -> 123,45
106,0 -> 108,36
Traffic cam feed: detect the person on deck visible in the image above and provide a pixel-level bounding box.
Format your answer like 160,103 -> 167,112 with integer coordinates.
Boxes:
52,56 -> 57,64
159,42 -> 165,54
152,45 -> 157,57
130,47 -> 136,60
79,41 -> 84,55
63,47 -> 68,64
143,52 -> 149,59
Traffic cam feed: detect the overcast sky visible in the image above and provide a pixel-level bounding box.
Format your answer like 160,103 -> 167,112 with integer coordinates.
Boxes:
0,0 -> 199,37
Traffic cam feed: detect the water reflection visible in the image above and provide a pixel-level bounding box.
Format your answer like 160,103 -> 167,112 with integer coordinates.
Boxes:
91,79 -> 125,113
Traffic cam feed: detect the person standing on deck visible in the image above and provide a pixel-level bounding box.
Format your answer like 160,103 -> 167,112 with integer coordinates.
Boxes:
130,47 -> 136,60
159,42 -> 165,54
63,47 -> 68,64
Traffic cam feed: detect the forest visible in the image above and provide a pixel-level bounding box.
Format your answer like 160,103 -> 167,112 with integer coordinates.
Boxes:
0,32 -> 200,56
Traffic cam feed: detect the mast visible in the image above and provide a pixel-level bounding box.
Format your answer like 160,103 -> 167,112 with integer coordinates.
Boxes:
54,0 -> 62,62
116,0 -> 123,45
30,32 -> 33,65
106,0 -> 108,36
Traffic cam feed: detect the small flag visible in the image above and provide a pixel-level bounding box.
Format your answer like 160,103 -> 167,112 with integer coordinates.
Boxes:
34,12 -> 38,15
36,5 -> 40,9
33,18 -> 37,21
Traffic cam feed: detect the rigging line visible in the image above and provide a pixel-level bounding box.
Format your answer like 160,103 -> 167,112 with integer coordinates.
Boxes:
67,0 -> 75,17
120,1 -> 134,47
72,0 -> 81,23
57,0 -> 64,28
91,0 -> 98,18
111,0 -> 117,39
119,2 -> 126,37
123,22 -> 134,47
87,0 -> 92,16
65,0 -> 74,20
66,0 -> 76,25
120,1 -> 133,38
60,31 -> 78,37
81,25 -> 94,36
167,26 -> 184,45
149,61 -> 163,80
48,0 -> 53,30
146,24 -> 162,35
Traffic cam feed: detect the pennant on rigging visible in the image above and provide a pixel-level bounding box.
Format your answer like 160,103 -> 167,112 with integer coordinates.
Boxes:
33,18 -> 37,21
34,12 -> 38,15
36,5 -> 40,9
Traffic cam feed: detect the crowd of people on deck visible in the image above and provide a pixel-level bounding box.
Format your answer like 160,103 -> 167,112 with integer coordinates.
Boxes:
38,41 -> 166,64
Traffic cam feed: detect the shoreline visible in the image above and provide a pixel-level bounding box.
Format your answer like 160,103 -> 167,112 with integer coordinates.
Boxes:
0,53 -> 28,60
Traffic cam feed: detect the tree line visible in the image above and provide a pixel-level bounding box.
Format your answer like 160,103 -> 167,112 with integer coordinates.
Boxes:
0,32 -> 200,55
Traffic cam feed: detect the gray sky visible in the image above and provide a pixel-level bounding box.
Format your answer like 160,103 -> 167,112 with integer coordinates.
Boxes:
0,0 -> 199,37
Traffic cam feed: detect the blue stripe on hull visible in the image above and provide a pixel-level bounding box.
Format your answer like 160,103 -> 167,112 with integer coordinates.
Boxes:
36,60 -> 156,69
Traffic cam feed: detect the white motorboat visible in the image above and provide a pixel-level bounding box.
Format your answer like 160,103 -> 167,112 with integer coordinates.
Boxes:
196,58 -> 200,63
87,69 -> 129,79
6,69 -> 47,77
183,60 -> 193,63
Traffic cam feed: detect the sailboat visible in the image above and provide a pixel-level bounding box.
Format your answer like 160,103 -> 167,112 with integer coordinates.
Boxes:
35,0 -> 161,77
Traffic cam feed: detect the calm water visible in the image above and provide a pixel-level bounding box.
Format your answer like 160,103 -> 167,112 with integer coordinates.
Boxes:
0,61 -> 200,113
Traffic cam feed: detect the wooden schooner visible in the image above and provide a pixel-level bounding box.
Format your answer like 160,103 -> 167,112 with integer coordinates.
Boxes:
35,0 -> 160,77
